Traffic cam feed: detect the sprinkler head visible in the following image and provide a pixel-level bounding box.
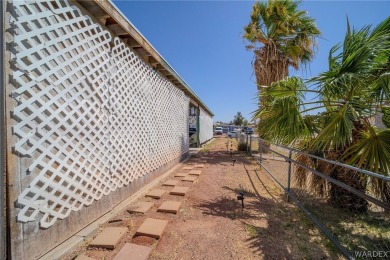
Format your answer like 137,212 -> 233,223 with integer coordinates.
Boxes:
237,192 -> 245,208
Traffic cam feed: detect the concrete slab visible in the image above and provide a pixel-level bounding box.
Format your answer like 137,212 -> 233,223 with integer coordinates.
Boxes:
127,202 -> 154,214
145,189 -> 166,199
75,255 -> 96,260
39,235 -> 85,260
182,166 -> 194,170
189,170 -> 202,176
194,164 -> 205,168
75,222 -> 99,238
157,201 -> 182,214
113,243 -> 152,260
89,227 -> 127,249
174,172 -> 187,177
170,186 -> 189,196
182,176 -> 198,182
163,179 -> 178,186
135,218 -> 168,239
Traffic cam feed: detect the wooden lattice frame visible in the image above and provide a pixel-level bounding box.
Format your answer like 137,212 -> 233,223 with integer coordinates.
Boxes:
10,0 -> 190,228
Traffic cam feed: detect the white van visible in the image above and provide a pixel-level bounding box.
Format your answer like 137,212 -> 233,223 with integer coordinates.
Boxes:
214,127 -> 223,135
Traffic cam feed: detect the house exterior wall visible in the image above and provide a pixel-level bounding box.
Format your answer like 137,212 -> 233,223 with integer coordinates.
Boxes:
199,107 -> 213,144
4,0 -> 197,258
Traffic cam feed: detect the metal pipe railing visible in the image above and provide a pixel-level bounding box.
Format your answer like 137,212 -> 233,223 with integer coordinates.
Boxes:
258,141 -> 390,211
255,137 -> 390,260
257,138 -> 390,182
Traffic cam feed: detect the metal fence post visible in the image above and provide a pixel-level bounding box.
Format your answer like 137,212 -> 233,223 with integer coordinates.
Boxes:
259,139 -> 262,166
249,134 -> 252,156
246,134 -> 249,154
287,150 -> 292,202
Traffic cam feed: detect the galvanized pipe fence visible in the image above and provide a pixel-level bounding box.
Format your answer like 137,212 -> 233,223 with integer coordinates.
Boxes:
242,136 -> 390,259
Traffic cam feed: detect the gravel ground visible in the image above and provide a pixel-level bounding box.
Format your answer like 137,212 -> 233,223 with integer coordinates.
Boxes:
64,135 -> 339,260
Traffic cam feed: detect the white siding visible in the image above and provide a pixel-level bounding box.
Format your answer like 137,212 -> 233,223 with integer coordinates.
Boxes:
199,107 -> 213,144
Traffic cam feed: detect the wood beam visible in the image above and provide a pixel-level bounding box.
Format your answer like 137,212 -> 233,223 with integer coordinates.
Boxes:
88,5 -> 110,19
148,56 -> 159,66
106,24 -> 128,36
127,37 -> 141,48
133,47 -> 151,60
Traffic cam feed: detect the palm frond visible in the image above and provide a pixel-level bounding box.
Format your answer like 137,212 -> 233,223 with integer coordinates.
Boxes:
311,104 -> 355,150
372,72 -> 390,102
343,125 -> 390,175
244,0 -> 321,88
253,77 -> 312,144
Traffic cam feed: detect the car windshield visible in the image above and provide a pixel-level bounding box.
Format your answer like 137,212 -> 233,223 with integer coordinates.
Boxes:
216,127 -> 222,130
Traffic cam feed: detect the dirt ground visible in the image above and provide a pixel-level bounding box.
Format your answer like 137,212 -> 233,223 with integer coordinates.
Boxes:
64,136 -> 339,260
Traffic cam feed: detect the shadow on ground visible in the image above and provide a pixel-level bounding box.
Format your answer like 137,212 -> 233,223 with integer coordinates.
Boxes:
289,187 -> 390,255
195,155 -> 334,259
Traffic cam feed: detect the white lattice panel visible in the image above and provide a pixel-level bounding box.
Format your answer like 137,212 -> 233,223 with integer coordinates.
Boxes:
10,0 -> 189,228
199,107 -> 213,144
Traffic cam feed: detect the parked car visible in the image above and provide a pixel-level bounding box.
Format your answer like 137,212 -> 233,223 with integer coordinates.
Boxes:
214,127 -> 223,135
222,127 -> 229,134
246,127 -> 254,135
227,125 -> 235,132
227,130 -> 237,138
189,127 -> 197,137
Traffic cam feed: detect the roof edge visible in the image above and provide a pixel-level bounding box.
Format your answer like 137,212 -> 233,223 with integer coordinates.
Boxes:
75,0 -> 214,117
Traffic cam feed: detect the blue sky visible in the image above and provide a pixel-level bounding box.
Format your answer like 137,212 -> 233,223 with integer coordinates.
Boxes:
113,0 -> 390,123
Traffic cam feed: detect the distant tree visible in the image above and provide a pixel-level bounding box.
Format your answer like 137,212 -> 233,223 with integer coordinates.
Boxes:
233,112 -> 245,126
243,119 -> 249,126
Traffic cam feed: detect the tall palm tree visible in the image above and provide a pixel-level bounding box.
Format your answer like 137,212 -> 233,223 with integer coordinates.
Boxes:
244,0 -> 321,90
253,17 -> 390,211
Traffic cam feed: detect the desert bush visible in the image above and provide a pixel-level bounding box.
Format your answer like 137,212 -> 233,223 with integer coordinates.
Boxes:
237,142 -> 248,151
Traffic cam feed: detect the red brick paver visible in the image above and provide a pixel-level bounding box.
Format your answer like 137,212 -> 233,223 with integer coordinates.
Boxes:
89,227 -> 127,249
135,218 -> 168,239
113,243 -> 151,260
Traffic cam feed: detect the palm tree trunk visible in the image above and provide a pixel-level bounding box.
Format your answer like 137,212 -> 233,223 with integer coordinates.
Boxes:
328,167 -> 368,212
253,44 -> 289,91
254,44 -> 289,152
327,121 -> 369,212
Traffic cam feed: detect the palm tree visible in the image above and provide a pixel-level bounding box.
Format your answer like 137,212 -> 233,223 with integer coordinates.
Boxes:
244,0 -> 321,90
253,17 -> 390,211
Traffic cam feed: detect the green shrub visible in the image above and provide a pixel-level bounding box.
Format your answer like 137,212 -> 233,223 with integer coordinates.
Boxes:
383,108 -> 390,128
237,142 -> 248,151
